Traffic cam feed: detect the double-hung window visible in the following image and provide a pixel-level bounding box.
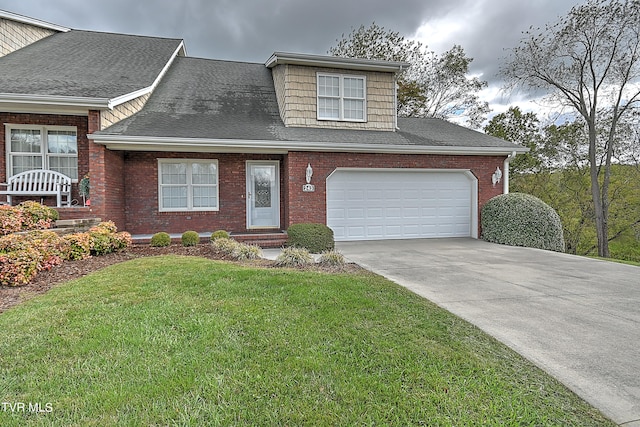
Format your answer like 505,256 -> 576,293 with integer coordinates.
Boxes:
317,73 -> 366,122
6,125 -> 78,180
158,159 -> 219,212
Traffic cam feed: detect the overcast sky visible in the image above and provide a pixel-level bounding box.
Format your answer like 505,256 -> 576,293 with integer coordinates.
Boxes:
0,0 -> 581,117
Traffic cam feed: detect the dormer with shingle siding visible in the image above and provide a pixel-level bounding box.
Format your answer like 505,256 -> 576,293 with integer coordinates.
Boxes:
266,52 -> 408,132
0,10 -> 69,57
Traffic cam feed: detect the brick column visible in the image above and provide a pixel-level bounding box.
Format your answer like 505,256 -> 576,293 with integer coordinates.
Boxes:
87,110 -> 126,230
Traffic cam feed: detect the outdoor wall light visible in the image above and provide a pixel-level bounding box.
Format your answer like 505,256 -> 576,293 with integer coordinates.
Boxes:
492,167 -> 502,187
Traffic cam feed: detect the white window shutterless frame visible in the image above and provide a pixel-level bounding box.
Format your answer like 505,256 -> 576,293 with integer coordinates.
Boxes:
5,125 -> 78,180
317,73 -> 366,122
158,159 -> 219,212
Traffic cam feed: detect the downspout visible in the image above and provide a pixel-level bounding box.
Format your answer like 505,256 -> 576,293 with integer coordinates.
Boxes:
393,74 -> 399,130
503,151 -> 517,194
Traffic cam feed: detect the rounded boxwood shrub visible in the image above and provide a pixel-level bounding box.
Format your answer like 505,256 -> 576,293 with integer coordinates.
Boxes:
211,230 -> 230,241
286,223 -> 334,253
181,230 -> 200,247
481,193 -> 565,252
150,232 -> 171,247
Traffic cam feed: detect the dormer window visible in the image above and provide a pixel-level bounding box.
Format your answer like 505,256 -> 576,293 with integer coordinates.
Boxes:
317,73 -> 366,122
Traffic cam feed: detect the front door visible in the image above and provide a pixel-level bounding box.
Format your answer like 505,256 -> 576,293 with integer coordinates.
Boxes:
246,161 -> 280,228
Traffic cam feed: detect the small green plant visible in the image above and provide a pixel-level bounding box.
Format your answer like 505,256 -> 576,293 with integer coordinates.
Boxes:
286,223 -> 334,253
481,193 -> 565,252
211,237 -> 240,255
275,246 -> 313,267
181,231 -> 200,247
211,230 -> 230,240
318,250 -> 345,267
150,232 -> 171,247
232,243 -> 263,261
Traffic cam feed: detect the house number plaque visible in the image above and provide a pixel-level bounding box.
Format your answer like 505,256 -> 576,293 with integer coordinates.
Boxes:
302,184 -> 315,192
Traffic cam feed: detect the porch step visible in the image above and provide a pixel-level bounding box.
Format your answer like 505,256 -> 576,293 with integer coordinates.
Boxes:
49,217 -> 102,234
231,232 -> 288,249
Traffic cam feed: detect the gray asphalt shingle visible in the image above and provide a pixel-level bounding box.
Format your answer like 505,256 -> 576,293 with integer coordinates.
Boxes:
97,57 -> 522,150
0,30 -> 183,99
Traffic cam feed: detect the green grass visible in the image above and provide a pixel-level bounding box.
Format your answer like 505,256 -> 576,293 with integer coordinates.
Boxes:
0,256 -> 614,426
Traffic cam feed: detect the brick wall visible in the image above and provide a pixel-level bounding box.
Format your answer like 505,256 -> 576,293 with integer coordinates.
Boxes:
285,151 -> 507,236
123,152 -> 285,235
272,64 -> 396,131
0,17 -> 56,57
0,112 -> 90,205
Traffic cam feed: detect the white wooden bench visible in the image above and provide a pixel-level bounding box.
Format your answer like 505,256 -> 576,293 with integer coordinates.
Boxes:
0,170 -> 72,207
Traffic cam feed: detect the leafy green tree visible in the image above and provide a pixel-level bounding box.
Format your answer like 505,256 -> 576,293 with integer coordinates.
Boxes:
329,23 -> 489,127
502,0 -> 640,257
484,106 -> 543,174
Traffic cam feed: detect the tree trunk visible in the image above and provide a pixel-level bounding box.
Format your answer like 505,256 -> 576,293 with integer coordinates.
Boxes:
588,124 -> 610,257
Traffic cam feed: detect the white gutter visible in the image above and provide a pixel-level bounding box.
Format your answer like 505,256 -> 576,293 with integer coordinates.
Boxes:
503,151 -> 517,194
0,93 -> 110,109
265,51 -> 409,73
88,134 -> 529,156
108,41 -> 186,109
0,10 -> 70,32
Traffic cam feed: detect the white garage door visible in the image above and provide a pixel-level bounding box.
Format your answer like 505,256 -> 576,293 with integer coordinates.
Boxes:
327,169 -> 476,241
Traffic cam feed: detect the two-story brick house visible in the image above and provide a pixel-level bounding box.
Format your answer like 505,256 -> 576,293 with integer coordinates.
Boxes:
0,9 -> 526,243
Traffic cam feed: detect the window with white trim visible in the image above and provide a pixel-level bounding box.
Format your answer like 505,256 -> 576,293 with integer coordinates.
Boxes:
5,125 -> 78,180
158,159 -> 219,211
317,73 -> 366,122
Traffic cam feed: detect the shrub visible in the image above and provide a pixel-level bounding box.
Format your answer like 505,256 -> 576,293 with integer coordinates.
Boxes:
63,233 -> 92,260
481,193 -> 565,252
211,230 -> 230,240
0,248 -> 40,287
232,243 -> 262,261
181,231 -> 200,247
0,205 -> 24,235
18,201 -> 58,230
88,222 -> 131,255
211,237 -> 240,255
150,232 -> 171,247
276,247 -> 313,267
286,223 -> 334,253
318,250 -> 346,267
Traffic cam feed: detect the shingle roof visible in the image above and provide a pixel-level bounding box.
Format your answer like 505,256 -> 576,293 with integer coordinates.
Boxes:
96,57 -> 523,152
0,30 -> 183,99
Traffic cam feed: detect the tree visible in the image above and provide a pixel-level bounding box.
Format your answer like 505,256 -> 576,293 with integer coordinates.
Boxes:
484,106 -> 544,174
502,0 -> 640,257
329,23 -> 489,127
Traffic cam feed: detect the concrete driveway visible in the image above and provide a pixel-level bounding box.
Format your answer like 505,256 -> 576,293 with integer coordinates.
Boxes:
337,238 -> 640,426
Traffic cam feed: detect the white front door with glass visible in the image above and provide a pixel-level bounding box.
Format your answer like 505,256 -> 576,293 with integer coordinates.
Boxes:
246,161 -> 280,228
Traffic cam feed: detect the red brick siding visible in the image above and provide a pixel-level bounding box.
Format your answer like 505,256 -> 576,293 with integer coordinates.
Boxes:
0,112 -> 90,206
123,152 -> 285,235
87,110 -> 126,229
285,151 -> 506,236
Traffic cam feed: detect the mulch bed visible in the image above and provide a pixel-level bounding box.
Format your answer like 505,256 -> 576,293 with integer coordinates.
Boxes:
0,244 -> 363,314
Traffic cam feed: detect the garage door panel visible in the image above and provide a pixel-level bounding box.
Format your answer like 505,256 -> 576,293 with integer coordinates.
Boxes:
327,170 -> 474,241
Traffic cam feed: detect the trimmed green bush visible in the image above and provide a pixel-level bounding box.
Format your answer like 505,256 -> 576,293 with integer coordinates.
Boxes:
481,193 -> 565,252
181,231 -> 200,247
211,230 -> 230,240
150,232 -> 171,247
276,247 -> 313,267
286,223 -> 334,253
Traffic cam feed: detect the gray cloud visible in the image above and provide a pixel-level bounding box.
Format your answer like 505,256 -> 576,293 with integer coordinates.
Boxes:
0,0 -> 580,110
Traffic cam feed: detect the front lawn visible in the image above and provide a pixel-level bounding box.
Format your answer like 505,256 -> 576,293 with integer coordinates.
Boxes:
0,256 -> 613,426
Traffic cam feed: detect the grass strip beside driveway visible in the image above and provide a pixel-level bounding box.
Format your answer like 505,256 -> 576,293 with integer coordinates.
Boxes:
0,255 -> 614,426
